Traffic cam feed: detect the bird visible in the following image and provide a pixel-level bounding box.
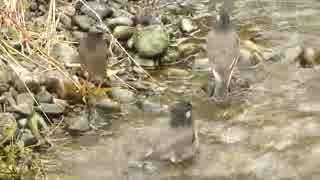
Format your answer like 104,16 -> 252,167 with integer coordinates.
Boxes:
78,25 -> 108,89
207,4 -> 240,103
142,101 -> 199,164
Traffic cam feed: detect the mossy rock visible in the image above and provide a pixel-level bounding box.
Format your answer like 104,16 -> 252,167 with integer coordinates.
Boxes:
133,25 -> 169,58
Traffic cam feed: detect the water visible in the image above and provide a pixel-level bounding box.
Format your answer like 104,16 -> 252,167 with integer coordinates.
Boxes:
48,1 -> 320,179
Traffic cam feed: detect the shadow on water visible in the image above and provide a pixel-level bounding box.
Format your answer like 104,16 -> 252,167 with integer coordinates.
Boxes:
48,0 -> 320,180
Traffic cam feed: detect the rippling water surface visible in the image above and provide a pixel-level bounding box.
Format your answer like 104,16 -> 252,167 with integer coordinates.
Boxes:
49,1 -> 320,180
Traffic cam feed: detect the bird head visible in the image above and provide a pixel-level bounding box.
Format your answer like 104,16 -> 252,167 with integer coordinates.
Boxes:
216,8 -> 231,31
169,101 -> 193,128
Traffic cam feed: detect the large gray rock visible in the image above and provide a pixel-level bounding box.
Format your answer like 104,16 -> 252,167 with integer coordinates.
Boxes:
134,25 -> 169,58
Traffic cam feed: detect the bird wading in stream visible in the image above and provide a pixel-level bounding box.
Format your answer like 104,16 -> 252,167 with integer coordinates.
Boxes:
142,101 -> 199,164
207,2 -> 240,103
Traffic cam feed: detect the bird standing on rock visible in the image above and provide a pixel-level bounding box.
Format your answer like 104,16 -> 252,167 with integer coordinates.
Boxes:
78,26 -> 108,88
207,3 -> 240,103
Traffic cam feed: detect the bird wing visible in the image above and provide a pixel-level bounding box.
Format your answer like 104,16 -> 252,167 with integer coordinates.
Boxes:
207,29 -> 240,78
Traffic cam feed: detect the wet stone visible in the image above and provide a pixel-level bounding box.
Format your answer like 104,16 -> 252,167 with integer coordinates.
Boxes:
109,88 -> 135,103
107,16 -> 134,28
95,97 -> 121,114
37,103 -> 66,115
20,129 -> 38,146
16,93 -> 34,106
113,26 -> 135,40
134,56 -> 158,70
65,112 -> 90,132
80,1 -> 113,20
51,43 -> 79,64
36,87 -> 53,103
73,15 -> 95,31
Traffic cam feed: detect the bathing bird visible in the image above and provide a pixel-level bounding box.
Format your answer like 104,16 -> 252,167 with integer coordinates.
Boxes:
142,101 -> 199,163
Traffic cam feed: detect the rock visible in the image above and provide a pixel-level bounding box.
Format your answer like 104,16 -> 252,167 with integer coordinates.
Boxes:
60,14 -> 72,30
180,18 -> 196,33
12,103 -> 33,116
72,31 -> 87,41
45,71 -> 84,103
135,56 -> 158,70
20,129 -> 38,146
9,64 -> 41,93
109,88 -> 135,103
161,68 -> 192,80
107,16 -> 134,28
0,113 -> 17,144
299,47 -> 316,68
178,43 -> 200,57
134,25 -> 169,58
50,43 -> 79,64
127,36 -> 135,49
113,26 -> 135,40
95,97 -> 121,114
27,112 -> 49,142
80,1 -> 113,20
193,57 -> 210,71
37,103 -> 66,115
36,87 -> 53,103
161,48 -> 180,64
65,112 -> 90,132
136,99 -> 167,113
16,93 -> 34,106
10,93 -> 34,116
62,5 -> 76,17
73,15 -> 95,31
17,118 -> 28,128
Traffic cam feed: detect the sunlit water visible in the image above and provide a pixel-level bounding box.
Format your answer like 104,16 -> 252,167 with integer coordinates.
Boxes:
48,1 -> 320,180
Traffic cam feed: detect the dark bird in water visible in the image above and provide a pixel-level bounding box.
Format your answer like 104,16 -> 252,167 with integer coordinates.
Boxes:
143,101 -> 199,163
78,26 -> 108,87
207,4 -> 240,102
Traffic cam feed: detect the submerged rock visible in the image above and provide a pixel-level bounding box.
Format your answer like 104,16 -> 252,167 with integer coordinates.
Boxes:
180,18 -> 196,33
95,97 -> 121,114
299,47 -> 316,68
134,25 -> 169,58
178,43 -> 200,57
65,112 -> 90,132
109,88 -> 135,103
161,68 -> 192,80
